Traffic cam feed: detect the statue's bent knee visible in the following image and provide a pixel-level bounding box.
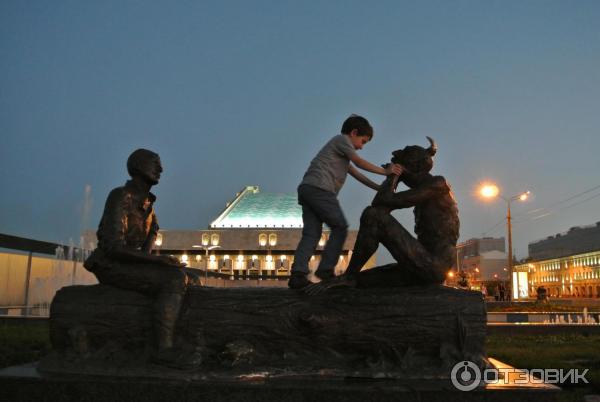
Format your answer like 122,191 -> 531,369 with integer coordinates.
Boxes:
360,206 -> 386,224
163,268 -> 188,294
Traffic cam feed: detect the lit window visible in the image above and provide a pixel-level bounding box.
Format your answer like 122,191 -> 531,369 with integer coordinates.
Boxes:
269,233 -> 278,247
201,234 -> 210,246
154,233 -> 163,247
258,234 -> 267,247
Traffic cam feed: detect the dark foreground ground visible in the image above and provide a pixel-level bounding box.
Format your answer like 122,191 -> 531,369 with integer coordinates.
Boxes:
1,320 -> 599,402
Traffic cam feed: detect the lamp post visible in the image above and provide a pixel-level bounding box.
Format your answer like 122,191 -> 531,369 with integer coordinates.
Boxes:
258,233 -> 278,278
258,234 -> 267,278
479,183 -> 530,301
268,233 -> 277,276
193,233 -> 220,285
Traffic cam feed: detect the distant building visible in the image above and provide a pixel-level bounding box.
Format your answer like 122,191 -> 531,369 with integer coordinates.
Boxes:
514,250 -> 600,299
528,222 -> 600,260
461,250 -> 508,282
457,237 -> 505,260
512,222 -> 600,299
85,186 -> 374,282
455,237 -> 507,284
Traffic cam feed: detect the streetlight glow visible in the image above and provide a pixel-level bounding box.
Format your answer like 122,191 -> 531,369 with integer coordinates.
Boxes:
193,243 -> 221,283
479,183 -> 499,199
475,181 -> 531,300
519,191 -> 531,201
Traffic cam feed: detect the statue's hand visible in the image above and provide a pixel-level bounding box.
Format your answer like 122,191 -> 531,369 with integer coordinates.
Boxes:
385,163 -> 403,176
372,176 -> 395,207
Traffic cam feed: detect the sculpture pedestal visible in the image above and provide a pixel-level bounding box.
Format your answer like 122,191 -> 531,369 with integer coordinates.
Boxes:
2,360 -> 560,402
41,284 -> 487,379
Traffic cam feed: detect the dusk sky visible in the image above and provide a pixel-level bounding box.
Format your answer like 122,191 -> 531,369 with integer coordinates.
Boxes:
1,0 -> 599,261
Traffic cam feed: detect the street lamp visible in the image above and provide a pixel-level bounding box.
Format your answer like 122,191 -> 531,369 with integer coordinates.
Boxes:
479,183 -> 530,301
268,234 -> 277,273
193,233 -> 221,285
258,233 -> 277,277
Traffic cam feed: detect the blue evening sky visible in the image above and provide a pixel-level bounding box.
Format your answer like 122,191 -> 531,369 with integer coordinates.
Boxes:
1,0 -> 599,260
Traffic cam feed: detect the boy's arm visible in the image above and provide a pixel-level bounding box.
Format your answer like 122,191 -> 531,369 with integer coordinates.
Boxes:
372,176 -> 448,210
349,153 -> 402,176
348,165 -> 380,191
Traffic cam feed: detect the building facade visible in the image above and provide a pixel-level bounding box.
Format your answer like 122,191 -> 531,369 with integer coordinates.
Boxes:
454,237 -> 507,288
86,186 -> 375,281
528,222 -> 600,260
456,237 -> 505,262
515,250 -> 600,298
513,222 -> 600,299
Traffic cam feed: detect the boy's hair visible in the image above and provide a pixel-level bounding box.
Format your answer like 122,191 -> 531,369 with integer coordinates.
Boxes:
341,114 -> 373,139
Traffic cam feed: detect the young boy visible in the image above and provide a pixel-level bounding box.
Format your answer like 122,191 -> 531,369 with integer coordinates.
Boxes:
289,114 -> 402,289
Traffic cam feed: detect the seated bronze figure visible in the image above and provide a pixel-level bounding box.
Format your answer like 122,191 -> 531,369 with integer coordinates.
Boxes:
84,149 -> 192,366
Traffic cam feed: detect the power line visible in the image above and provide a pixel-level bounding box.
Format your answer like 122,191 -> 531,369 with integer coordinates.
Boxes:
530,191 -> 600,221
545,183 -> 600,209
514,183 -> 600,222
476,183 -> 600,237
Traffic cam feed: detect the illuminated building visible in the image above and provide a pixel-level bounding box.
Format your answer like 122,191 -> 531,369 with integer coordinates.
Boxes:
515,250 -> 600,299
88,186 -> 374,281
514,223 -> 600,298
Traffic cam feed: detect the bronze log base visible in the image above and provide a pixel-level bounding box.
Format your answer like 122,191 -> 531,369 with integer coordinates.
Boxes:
40,283 -> 488,380
2,359 -> 560,402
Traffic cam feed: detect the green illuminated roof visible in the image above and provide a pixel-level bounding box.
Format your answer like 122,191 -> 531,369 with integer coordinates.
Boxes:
210,186 -> 302,228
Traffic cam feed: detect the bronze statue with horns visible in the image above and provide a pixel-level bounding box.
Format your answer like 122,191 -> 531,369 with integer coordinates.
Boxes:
313,137 -> 459,290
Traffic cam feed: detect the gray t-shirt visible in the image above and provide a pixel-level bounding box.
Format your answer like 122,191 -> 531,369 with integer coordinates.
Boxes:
300,135 -> 357,194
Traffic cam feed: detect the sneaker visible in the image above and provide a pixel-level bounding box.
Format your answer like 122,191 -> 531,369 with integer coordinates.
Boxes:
314,270 -> 334,281
288,272 -> 311,289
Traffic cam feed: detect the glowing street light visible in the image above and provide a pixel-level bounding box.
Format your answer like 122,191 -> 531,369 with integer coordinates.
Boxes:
518,192 -> 530,201
478,182 -> 530,301
479,183 -> 499,199
193,236 -> 221,284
